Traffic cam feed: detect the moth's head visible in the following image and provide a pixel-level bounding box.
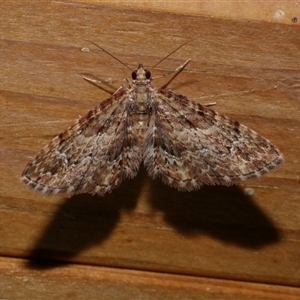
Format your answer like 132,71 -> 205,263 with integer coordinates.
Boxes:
131,64 -> 151,83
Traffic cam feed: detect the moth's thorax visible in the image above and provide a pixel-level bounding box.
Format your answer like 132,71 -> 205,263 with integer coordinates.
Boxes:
130,64 -> 153,114
129,87 -> 152,113
128,64 -> 153,141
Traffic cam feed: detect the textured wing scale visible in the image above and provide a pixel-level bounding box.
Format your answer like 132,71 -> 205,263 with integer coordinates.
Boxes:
21,88 -> 142,196
143,89 -> 283,191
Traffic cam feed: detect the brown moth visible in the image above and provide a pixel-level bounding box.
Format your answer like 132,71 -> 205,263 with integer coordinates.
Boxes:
21,45 -> 283,197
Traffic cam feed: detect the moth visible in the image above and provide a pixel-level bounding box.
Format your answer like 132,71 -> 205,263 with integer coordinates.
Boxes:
21,45 -> 283,197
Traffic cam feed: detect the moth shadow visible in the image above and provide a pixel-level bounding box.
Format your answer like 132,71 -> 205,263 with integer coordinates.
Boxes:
148,180 -> 280,249
26,173 -> 145,270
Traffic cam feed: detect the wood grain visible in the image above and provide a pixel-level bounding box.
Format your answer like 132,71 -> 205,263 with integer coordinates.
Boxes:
1,256 -> 300,300
0,1 -> 299,298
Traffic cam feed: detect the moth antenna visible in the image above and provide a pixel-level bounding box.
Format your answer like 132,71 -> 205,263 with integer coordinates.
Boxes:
151,41 -> 190,70
85,40 -> 133,71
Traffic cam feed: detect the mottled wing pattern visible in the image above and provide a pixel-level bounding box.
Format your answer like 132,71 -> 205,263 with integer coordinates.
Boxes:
143,89 -> 283,191
21,88 -> 142,196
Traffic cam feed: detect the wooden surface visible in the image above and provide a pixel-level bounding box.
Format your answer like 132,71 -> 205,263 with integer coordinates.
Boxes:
0,1 -> 300,299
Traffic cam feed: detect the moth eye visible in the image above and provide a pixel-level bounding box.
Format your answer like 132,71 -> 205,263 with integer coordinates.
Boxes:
131,71 -> 137,80
145,70 -> 151,79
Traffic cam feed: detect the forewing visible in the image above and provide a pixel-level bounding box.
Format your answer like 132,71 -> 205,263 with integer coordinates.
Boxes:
21,89 -> 142,196
144,89 -> 283,191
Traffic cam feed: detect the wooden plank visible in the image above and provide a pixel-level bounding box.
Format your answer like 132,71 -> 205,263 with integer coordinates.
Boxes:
0,0 -> 299,296
0,257 -> 300,300
87,0 -> 299,24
